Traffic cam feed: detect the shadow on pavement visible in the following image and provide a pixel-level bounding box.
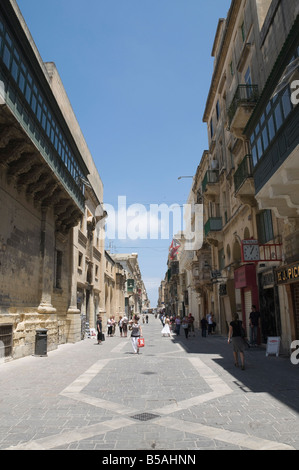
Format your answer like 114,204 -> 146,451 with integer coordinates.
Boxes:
170,329 -> 299,415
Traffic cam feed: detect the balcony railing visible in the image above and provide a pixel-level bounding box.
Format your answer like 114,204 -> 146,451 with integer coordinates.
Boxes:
234,155 -> 253,193
202,170 -> 219,193
227,85 -> 259,127
204,217 -> 223,237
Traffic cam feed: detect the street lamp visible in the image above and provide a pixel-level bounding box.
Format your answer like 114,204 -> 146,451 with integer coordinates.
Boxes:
178,176 -> 194,180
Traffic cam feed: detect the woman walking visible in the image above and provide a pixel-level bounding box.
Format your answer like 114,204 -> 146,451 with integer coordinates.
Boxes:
129,315 -> 143,354
228,313 -> 246,370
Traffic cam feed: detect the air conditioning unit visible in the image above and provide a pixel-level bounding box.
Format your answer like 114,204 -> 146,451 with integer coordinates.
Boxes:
210,160 -> 219,170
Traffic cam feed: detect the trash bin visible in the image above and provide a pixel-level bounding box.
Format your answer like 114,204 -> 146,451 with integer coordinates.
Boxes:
34,329 -> 48,357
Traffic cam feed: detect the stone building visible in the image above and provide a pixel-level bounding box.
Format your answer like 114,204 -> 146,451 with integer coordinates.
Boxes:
110,253 -> 149,318
169,0 -> 299,353
0,0 -> 106,360
244,1 -> 299,350
103,251 -> 127,324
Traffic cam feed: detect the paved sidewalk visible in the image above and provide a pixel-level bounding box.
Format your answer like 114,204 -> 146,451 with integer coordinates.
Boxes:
0,317 -> 299,450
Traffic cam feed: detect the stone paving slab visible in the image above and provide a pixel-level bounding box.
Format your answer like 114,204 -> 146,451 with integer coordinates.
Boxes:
0,318 -> 299,451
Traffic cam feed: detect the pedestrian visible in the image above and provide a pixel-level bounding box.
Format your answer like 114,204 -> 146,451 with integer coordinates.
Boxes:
129,315 -> 143,354
122,314 -> 128,337
161,316 -> 171,337
118,316 -> 123,337
146,314 -> 149,324
170,315 -> 175,332
96,314 -> 103,344
111,316 -> 116,336
182,315 -> 189,339
207,312 -> 214,335
249,305 -> 261,346
228,313 -> 245,370
201,316 -> 208,337
107,316 -> 113,337
188,313 -> 195,337
175,315 -> 181,335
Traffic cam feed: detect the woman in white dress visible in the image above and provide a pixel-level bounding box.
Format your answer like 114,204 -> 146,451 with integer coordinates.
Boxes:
161,316 -> 171,337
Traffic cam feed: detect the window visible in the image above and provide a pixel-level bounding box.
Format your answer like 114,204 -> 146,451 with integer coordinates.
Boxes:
25,83 -> 31,104
3,45 -> 11,68
216,100 -> 220,121
268,115 -> 275,141
262,126 -> 269,151
31,93 -> 37,113
36,103 -> 42,122
11,58 -> 18,81
252,145 -> 258,166
245,67 -> 253,98
282,88 -> 292,118
210,118 -> 214,138
230,61 -> 234,77
274,103 -> 283,130
257,210 -> 274,244
257,137 -> 263,159
78,252 -> 83,268
241,22 -> 245,42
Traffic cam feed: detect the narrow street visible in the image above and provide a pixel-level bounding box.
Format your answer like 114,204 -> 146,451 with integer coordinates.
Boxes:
1,317 -> 299,451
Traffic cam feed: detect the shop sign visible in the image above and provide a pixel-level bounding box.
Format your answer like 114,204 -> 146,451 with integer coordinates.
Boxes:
261,270 -> 275,288
266,337 -> 280,357
276,262 -> 299,284
234,264 -> 256,289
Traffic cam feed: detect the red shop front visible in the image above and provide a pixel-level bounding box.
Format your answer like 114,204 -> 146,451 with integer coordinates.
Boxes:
234,264 -> 259,335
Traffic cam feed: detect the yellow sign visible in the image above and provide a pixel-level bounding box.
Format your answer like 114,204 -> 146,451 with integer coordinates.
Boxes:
276,263 -> 299,284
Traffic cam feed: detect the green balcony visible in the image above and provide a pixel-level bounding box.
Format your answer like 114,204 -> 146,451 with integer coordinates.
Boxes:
204,217 -> 223,237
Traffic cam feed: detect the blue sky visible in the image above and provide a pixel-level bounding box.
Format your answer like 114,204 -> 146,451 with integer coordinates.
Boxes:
17,0 -> 231,306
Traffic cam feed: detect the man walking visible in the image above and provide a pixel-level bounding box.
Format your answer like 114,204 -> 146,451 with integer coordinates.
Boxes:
249,305 -> 261,346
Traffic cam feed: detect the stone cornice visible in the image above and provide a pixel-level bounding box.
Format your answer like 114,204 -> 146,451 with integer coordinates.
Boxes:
203,0 -> 242,123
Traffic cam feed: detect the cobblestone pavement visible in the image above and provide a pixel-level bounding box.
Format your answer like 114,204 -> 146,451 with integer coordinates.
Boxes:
1,318 -> 299,451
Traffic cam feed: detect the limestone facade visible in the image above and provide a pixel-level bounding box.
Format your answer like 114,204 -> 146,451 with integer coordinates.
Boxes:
0,1 -> 148,361
162,0 -> 299,354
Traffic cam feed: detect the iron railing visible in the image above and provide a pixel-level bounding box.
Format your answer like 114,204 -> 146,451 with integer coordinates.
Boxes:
227,85 -> 259,126
202,170 -> 219,193
234,154 -> 254,193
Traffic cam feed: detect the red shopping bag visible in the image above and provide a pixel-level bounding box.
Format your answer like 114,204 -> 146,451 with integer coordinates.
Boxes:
138,338 -> 145,348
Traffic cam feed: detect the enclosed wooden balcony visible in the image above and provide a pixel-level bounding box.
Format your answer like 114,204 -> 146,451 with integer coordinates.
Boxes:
0,8 -> 88,232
